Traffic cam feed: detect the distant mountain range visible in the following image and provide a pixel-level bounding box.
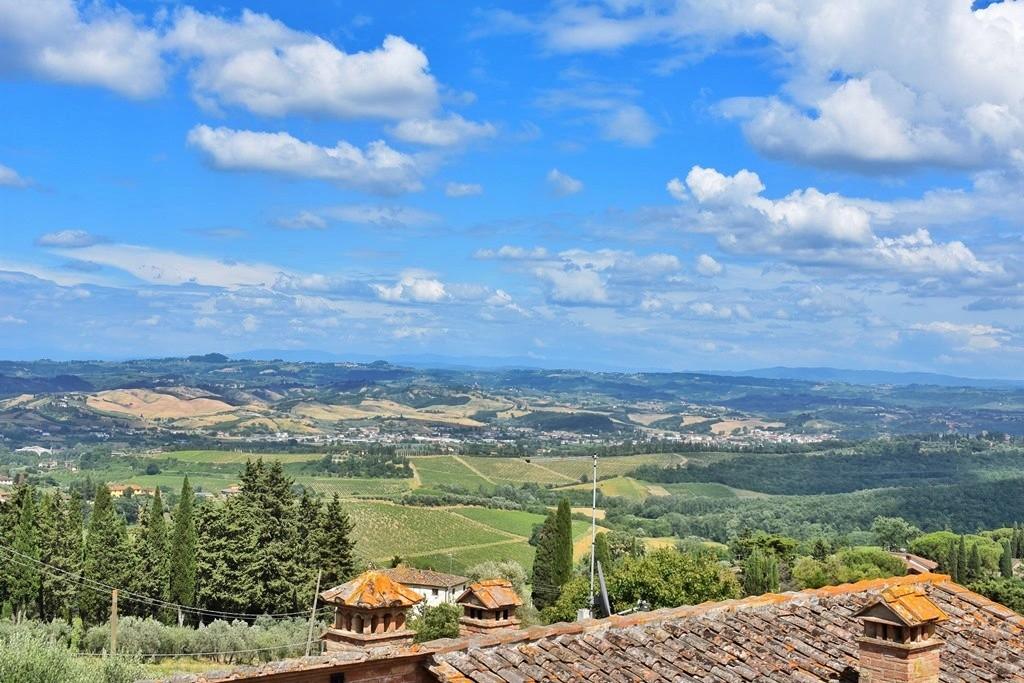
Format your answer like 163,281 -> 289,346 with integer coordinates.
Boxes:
234,349 -> 1023,389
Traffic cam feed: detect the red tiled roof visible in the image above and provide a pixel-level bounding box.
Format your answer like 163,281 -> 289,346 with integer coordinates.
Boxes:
146,573 -> 1024,683
382,566 -> 468,589
455,579 -> 523,610
320,571 -> 423,609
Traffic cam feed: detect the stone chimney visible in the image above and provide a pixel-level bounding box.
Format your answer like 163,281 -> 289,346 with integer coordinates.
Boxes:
455,579 -> 522,635
853,585 -> 948,683
319,570 -> 423,651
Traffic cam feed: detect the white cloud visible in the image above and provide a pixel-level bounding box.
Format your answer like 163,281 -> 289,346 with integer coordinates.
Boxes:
241,314 -> 260,332
445,182 -> 484,198
911,321 -> 1009,352
166,8 -> 438,119
35,229 -> 105,248
527,1 -> 1024,171
547,168 -> 583,196
674,165 -> 1003,281
373,274 -> 448,303
475,246 -> 550,260
0,0 -> 164,97
323,205 -> 438,228
536,84 -> 658,147
390,114 -> 496,147
187,125 -> 426,195
695,254 -> 722,277
559,249 -> 680,274
274,211 -> 327,230
56,243 -> 288,289
0,315 -> 26,325
597,104 -> 657,147
0,164 -> 28,188
534,267 -> 607,304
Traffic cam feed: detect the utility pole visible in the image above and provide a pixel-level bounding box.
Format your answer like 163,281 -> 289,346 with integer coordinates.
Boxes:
305,569 -> 323,657
110,589 -> 118,656
589,452 -> 598,612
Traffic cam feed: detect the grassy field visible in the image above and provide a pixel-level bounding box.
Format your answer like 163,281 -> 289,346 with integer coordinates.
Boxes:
411,539 -> 536,574
557,476 -> 669,501
158,450 -> 324,464
411,456 -> 494,491
454,507 -> 546,537
659,482 -> 740,498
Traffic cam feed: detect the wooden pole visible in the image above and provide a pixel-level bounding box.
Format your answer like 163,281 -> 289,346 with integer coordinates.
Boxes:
305,569 -> 323,657
110,589 -> 118,656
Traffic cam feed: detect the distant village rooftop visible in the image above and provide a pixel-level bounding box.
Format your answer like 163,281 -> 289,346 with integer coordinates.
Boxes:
380,567 -> 469,589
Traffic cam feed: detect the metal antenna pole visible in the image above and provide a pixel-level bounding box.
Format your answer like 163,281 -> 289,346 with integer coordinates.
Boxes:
589,452 -> 598,611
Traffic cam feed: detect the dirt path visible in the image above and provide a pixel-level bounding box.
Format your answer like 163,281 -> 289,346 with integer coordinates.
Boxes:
409,462 -> 422,489
453,455 -> 496,484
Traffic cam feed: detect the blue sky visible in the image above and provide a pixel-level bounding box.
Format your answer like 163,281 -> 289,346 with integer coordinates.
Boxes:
1,1 -> 1023,376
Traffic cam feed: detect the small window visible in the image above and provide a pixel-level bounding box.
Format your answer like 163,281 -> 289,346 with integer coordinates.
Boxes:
432,588 -> 438,596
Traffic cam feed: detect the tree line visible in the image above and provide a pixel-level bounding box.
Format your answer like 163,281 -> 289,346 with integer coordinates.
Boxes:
0,458 -> 358,626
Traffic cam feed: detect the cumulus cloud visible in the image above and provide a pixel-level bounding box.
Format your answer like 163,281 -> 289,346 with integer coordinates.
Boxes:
0,0 -> 165,97
911,321 -> 1010,352
274,211 -> 328,230
187,125 -> 426,195
536,82 -> 657,147
547,168 -> 583,196
445,182 -> 484,197
389,114 -> 496,147
475,246 -> 550,260
523,0 -> 1024,171
35,230 -> 105,248
534,267 -> 607,305
373,274 -> 448,303
673,165 -> 1004,282
695,254 -> 722,277
0,164 -> 28,188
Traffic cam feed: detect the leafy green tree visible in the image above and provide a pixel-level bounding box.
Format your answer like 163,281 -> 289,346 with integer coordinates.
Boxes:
81,484 -> 131,624
811,538 -> 831,562
37,491 -> 81,622
466,560 -> 529,603
168,477 -> 197,612
320,494 -> 356,588
971,577 -> 1024,614
742,549 -> 779,596
1001,539 -> 1014,579
792,557 -> 830,589
871,516 -> 921,551
969,542 -> 983,580
9,486 -> 41,619
593,532 -> 612,572
410,603 -> 461,642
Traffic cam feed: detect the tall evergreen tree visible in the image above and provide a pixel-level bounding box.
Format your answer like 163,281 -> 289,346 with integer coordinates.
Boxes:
240,459 -> 300,613
36,492 -> 60,621
531,511 -> 562,610
9,486 -> 41,620
168,477 -> 197,612
968,542 -> 983,580
948,540 -> 960,582
81,485 -> 130,624
593,531 -> 612,572
956,535 -> 968,583
320,493 -> 356,589
1000,539 -> 1014,578
135,489 -> 169,618
554,499 -> 573,587
742,549 -> 780,596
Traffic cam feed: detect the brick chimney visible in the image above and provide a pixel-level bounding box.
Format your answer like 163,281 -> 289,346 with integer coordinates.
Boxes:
455,579 -> 522,635
319,570 -> 423,651
854,585 -> 948,683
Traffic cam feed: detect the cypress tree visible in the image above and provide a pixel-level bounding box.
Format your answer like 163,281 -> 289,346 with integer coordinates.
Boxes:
531,511 -> 561,610
956,535 -> 968,584
168,477 -> 197,612
948,540 -> 960,582
240,459 -> 299,613
320,493 -> 356,588
62,491 -> 84,621
742,549 -> 779,596
36,492 -> 60,621
593,531 -> 612,572
9,486 -> 41,620
1000,539 -> 1014,578
136,489 -> 169,617
81,485 -> 130,624
554,499 -> 573,586
968,541 -> 982,580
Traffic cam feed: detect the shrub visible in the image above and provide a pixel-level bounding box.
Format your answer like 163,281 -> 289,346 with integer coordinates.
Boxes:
410,603 -> 461,643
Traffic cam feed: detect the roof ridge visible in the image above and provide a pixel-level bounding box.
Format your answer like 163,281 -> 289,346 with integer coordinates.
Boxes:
424,572 -> 955,655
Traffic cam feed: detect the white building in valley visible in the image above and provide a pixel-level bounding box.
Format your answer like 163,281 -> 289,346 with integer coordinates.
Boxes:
381,567 -> 469,607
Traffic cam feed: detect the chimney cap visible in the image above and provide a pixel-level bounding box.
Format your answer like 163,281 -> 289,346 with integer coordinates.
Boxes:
320,570 -> 423,609
854,585 -> 948,627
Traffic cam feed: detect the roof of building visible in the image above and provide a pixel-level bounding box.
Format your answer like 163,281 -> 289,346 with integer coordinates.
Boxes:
381,566 -> 469,589
320,571 -> 424,609
854,583 -> 948,626
891,551 -> 940,573
455,579 -> 523,610
146,573 -> 1024,683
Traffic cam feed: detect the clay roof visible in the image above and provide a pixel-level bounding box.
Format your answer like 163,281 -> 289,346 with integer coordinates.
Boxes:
455,579 -> 523,610
891,551 -> 940,573
382,566 -> 469,589
855,583 -> 948,626
429,573 -> 1024,682
146,573 -> 1024,683
320,571 -> 423,609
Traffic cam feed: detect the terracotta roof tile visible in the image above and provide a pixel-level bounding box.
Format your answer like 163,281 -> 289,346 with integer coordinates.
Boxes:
382,566 -> 469,588
456,579 -> 523,610
320,570 -> 423,608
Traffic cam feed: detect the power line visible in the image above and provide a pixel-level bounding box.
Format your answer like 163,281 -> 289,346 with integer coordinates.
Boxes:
72,641 -> 310,659
0,543 -> 325,620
